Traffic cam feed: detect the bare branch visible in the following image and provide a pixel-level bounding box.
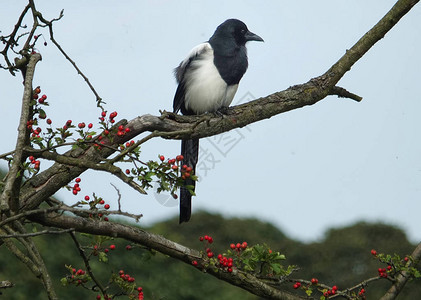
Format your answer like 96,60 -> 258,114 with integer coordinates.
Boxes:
0,228 -> 74,238
0,53 -> 42,212
0,3 -> 31,75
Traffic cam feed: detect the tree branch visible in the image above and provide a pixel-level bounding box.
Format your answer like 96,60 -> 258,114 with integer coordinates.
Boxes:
379,242 -> 421,300
0,53 -> 41,212
32,211 -> 306,300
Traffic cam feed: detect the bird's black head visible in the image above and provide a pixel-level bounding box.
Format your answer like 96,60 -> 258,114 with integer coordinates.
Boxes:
210,19 -> 264,47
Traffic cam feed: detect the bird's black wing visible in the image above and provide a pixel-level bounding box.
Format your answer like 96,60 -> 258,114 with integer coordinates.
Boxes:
173,43 -> 212,114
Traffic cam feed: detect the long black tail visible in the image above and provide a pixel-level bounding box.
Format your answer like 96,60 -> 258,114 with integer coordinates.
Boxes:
179,138 -> 199,223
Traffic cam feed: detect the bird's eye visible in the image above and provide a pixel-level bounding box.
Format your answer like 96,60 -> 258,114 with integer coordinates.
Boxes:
240,29 -> 246,35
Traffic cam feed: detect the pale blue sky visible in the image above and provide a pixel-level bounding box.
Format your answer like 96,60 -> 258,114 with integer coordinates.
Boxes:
1,1 -> 420,243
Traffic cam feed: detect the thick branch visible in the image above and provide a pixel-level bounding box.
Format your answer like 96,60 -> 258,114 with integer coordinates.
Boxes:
32,212 -> 305,300
0,53 -> 41,212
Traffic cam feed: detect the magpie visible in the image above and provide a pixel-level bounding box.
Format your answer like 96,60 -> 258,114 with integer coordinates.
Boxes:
173,19 -> 263,223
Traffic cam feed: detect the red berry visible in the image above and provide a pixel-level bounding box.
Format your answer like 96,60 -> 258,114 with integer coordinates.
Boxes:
241,242 -> 247,249
88,123 -> 93,128
104,204 -> 110,209
230,244 -> 236,250
208,237 -> 213,244
66,120 -> 72,126
236,243 -> 241,249
172,165 -> 178,170
199,236 -> 204,242
125,127 -> 130,133
119,270 -> 124,275
311,278 -> 318,285
125,169 -> 130,174
84,195 -> 90,201
38,98 -> 44,104
46,118 -> 52,125
78,122 -> 85,129
227,267 -> 233,273
28,155 -> 34,161
404,257 -> 409,262
104,217 -> 109,221
176,155 -> 184,161
126,245 -> 132,251
204,235 -> 209,240
207,252 -> 214,258
99,199 -> 105,205
159,155 -> 165,161
332,285 -> 338,291
110,244 -> 115,250
371,249 -> 377,256
101,111 -> 107,117
387,265 -> 392,271
192,260 -> 198,266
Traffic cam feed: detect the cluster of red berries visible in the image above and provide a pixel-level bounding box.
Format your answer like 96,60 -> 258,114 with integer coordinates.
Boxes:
86,196 -> 111,211
92,244 -> 116,255
199,235 -> 215,258
293,282 -> 301,289
99,111 -> 118,123
68,268 -> 88,285
378,267 -> 389,278
121,140 -> 135,152
118,270 -> 136,283
77,122 -> 94,140
27,155 -> 40,170
33,86 -> 47,104
72,177 -> 82,195
359,288 -> 366,297
217,254 -> 234,273
230,242 -> 248,252
161,155 -> 193,179
117,124 -> 131,137
77,122 -> 93,129
323,285 -> 338,297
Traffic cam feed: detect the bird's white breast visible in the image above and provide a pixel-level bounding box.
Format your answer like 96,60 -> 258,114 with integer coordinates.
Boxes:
183,43 -> 238,114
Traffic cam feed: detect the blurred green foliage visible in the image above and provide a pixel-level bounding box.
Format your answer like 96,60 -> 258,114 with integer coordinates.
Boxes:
0,211 -> 419,299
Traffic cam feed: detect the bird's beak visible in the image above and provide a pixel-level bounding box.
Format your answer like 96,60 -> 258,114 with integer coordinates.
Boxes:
245,30 -> 264,42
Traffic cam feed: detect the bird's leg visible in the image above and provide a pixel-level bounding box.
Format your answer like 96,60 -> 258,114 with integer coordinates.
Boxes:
215,106 -> 230,117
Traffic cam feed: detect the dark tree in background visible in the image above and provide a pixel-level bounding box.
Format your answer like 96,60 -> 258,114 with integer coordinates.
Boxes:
0,1 -> 420,299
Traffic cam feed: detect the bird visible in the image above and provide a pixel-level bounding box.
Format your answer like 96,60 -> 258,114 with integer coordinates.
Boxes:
173,19 -> 263,223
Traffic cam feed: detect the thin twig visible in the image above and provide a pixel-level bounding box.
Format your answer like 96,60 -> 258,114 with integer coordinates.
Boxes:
0,228 -> 74,239
110,183 -> 122,212
69,232 -> 106,296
